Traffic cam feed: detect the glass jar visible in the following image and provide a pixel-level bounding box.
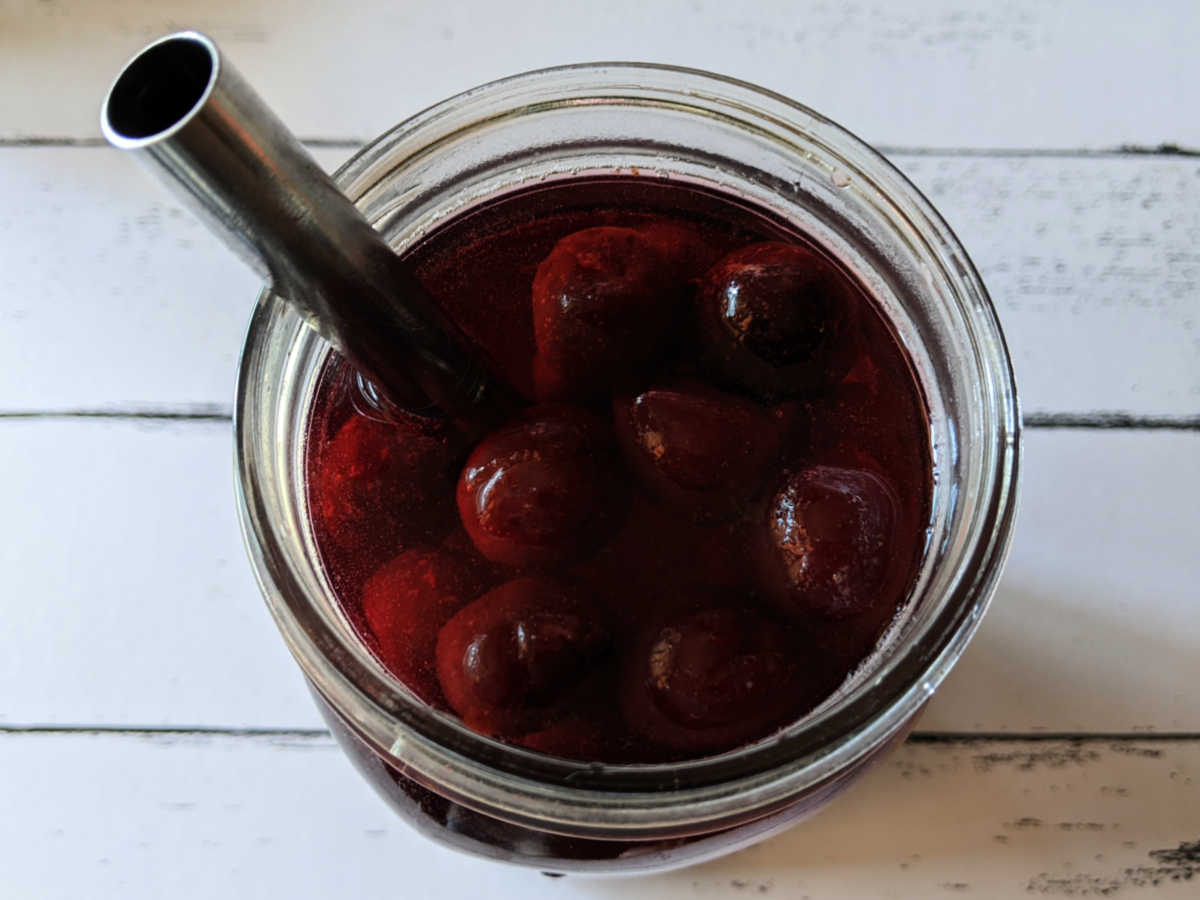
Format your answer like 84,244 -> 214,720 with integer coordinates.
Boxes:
234,63 -> 1020,875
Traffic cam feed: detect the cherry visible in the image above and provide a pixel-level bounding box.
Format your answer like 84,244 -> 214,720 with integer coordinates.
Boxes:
310,413 -> 456,561
531,225 -> 708,400
456,404 -> 622,568
756,465 -> 899,620
621,603 -> 807,754
436,577 -> 611,736
613,381 -> 784,519
696,242 -> 858,398
361,546 -> 491,704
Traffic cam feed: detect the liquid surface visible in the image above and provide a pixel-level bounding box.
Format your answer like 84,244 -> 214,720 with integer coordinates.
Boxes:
305,178 -> 931,763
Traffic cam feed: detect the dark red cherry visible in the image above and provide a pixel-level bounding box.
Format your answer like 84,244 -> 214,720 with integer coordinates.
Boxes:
697,242 -> 858,398
436,577 -> 611,735
531,226 -> 694,400
361,547 -> 490,704
756,465 -> 899,620
310,413 -> 456,560
613,381 -> 784,518
456,404 -> 622,568
621,604 -> 807,753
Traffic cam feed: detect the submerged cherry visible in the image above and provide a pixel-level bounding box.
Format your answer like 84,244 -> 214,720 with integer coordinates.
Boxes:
456,404 -> 622,568
436,577 -> 611,735
697,242 -> 858,398
361,546 -> 490,704
621,603 -> 805,754
756,465 -> 899,620
532,225 -> 709,399
310,414 -> 456,561
613,381 -> 784,519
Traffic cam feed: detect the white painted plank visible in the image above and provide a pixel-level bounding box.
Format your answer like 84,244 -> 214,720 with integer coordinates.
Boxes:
0,418 -> 316,728
0,145 -> 348,416
2,147 -> 1198,417
2,732 -> 1197,897
3,1 -> 1199,150
919,428 -> 1200,734
2,421 -> 1198,733
899,154 -> 1200,419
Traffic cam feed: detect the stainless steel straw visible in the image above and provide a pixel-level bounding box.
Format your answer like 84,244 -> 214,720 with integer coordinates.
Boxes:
101,30 -> 504,419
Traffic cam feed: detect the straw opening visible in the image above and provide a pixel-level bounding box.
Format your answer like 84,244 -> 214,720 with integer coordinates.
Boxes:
104,35 -> 216,142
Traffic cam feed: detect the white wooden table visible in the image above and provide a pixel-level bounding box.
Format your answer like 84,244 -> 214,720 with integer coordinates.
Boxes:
3,2 -> 1199,896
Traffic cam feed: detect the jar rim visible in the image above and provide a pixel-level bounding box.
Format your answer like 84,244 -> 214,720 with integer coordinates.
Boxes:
235,61 -> 1021,837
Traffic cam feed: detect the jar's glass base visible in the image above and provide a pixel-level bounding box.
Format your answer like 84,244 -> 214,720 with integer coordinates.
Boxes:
311,683 -> 914,875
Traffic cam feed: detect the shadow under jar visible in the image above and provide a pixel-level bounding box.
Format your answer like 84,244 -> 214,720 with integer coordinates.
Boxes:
235,63 -> 1020,875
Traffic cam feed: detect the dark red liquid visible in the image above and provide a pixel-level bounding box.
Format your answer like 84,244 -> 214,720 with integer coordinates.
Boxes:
305,178 -> 931,764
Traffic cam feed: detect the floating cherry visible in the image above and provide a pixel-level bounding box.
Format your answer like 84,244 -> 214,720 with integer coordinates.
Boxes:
697,242 -> 858,398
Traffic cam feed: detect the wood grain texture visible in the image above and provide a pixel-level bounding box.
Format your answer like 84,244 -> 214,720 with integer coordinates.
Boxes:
2,421 -> 1197,733
2,1 -> 1198,149
898,154 -> 1200,419
3,731 -> 1197,897
2,147 -> 1198,417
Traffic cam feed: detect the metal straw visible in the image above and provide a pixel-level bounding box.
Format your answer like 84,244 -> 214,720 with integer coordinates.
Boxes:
101,30 -> 505,419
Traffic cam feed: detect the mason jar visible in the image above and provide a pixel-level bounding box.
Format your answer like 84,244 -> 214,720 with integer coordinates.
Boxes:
234,63 -> 1020,875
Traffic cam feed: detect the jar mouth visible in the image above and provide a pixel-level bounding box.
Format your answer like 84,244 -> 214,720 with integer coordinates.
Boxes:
235,62 -> 1020,836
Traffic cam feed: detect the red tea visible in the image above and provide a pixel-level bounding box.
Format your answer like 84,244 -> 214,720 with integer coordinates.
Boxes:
305,177 -> 931,764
